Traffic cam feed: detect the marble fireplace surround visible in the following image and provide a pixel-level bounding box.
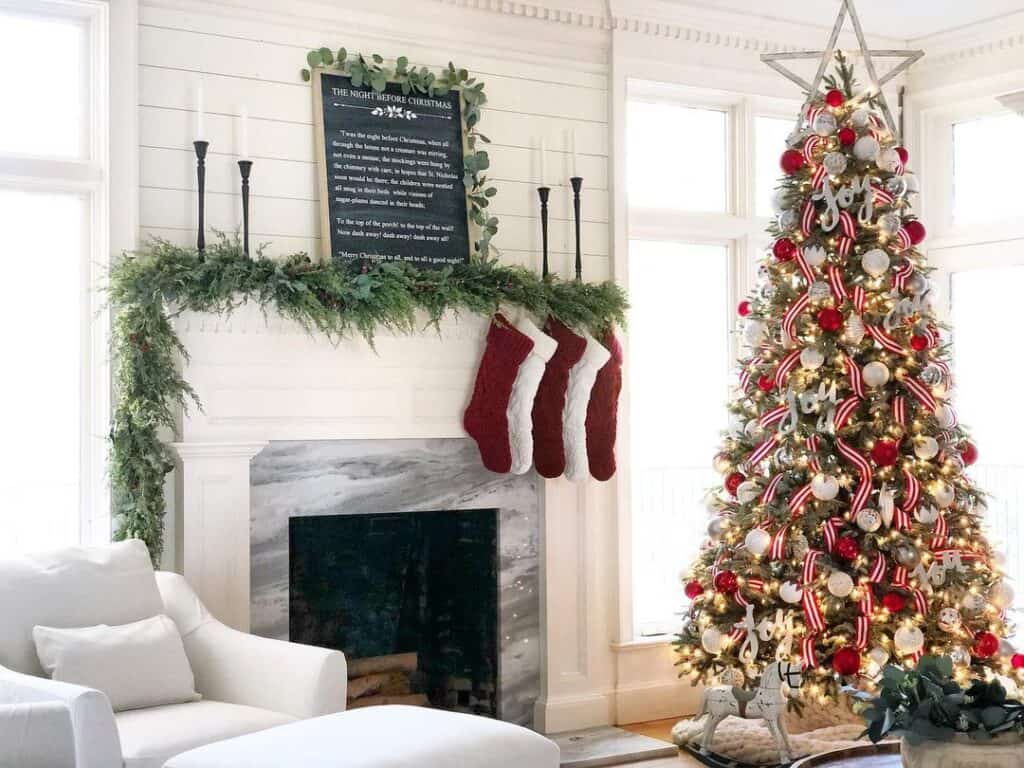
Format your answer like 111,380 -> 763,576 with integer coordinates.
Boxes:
249,438 -> 540,726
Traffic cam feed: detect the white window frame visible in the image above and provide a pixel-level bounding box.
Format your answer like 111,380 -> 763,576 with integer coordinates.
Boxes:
614,72 -> 802,640
0,0 -> 112,547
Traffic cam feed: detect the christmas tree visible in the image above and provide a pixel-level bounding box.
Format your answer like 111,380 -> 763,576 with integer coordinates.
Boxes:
675,54 -> 1021,702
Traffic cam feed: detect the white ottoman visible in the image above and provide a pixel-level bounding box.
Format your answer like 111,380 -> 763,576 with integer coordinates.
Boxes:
163,705 -> 560,768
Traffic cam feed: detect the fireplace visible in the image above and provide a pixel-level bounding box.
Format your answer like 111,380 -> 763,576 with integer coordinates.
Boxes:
289,509 -> 500,715
250,438 -> 541,726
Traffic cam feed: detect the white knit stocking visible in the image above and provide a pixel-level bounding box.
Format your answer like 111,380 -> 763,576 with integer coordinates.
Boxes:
563,332 -> 611,482
507,317 -> 558,475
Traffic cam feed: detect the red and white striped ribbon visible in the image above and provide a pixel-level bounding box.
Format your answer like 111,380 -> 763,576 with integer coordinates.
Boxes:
896,228 -> 913,251
892,396 -> 907,425
893,506 -> 912,531
903,469 -> 920,511
922,325 -> 940,348
774,348 -> 803,389
903,376 -> 938,412
747,578 -> 765,593
846,357 -> 865,399
834,396 -> 861,430
759,404 -> 789,429
838,236 -> 854,258
913,589 -> 929,615
931,512 -> 949,549
895,157 -> 906,176
802,550 -> 822,584
836,437 -> 873,514
807,435 -> 822,474
789,483 -> 815,516
822,518 -> 845,552
933,548 -> 984,562
746,435 -> 780,468
855,616 -> 870,650
802,590 -> 827,633
861,586 -> 877,613
892,259 -> 915,292
800,201 -> 817,238
866,324 -> 905,354
782,292 -> 811,340
795,247 -> 816,284
891,567 -> 909,587
869,552 -> 887,583
871,183 -> 895,207
839,211 -> 858,240
869,114 -> 884,129
811,165 -> 828,189
711,551 -> 726,578
803,135 -> 822,164
762,473 -> 784,504
851,285 -> 866,313
828,264 -> 850,302
801,634 -> 818,668
933,360 -> 952,387
738,354 -> 761,391
730,627 -> 746,643
907,649 -> 923,664
769,523 -> 790,560
735,590 -> 750,608
806,104 -> 824,126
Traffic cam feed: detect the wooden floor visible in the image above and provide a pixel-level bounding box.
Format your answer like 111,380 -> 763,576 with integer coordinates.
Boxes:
612,719 -> 704,767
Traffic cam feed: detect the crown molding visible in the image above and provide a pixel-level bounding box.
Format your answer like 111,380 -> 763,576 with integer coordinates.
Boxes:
908,10 -> 1024,76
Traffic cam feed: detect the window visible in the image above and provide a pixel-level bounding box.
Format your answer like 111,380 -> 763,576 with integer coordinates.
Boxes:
953,114 -> 1024,226
755,116 -> 793,218
0,0 -> 109,557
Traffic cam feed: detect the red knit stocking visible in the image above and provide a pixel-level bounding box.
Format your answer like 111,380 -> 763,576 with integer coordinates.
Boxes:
464,315 -> 535,473
532,319 -> 587,478
585,332 -> 623,481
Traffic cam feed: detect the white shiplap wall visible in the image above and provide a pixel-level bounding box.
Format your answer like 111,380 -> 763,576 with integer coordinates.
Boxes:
137,5 -> 611,281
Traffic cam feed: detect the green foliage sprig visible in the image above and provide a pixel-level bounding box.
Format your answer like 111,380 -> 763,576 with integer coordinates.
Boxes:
849,656 -> 1024,744
301,49 -> 498,257
109,237 -> 628,562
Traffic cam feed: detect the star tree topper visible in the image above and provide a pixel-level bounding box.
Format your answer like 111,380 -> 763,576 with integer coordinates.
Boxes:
761,0 -> 923,139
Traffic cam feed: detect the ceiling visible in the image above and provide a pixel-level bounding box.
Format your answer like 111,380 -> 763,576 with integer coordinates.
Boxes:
672,0 -> 1024,39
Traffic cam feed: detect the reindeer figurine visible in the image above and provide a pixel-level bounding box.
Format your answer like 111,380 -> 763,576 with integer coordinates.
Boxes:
696,661 -> 804,763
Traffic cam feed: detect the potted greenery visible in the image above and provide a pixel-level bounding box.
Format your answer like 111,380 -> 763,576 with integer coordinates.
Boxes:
848,655 -> 1024,767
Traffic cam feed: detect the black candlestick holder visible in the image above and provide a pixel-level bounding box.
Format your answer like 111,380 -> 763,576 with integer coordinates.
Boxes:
193,140 -> 209,254
238,160 -> 253,257
570,176 -> 583,281
537,186 -> 551,278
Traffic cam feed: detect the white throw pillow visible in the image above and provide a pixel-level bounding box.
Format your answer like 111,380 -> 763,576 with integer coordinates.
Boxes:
33,614 -> 201,712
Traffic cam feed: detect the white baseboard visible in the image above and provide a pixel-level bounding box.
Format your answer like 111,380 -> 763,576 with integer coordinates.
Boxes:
535,692 -> 615,734
613,679 -> 702,725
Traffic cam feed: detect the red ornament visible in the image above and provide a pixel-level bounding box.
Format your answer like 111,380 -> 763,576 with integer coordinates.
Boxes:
685,580 -> 704,600
838,127 -> 857,146
973,631 -> 1000,659
882,592 -> 907,613
825,89 -> 846,108
961,442 -> 979,467
832,647 -> 861,676
1011,653 -> 1024,670
895,147 -> 909,166
725,472 -> 746,496
781,149 -> 805,175
835,536 -> 860,561
773,237 -> 797,262
817,307 -> 844,332
910,334 -> 929,351
871,440 -> 900,467
758,375 -> 775,393
714,570 -> 739,595
904,220 -> 927,246
738,300 -> 752,317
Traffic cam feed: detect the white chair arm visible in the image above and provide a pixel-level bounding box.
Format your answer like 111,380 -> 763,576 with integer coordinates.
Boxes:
0,665 -> 121,768
0,701 -> 76,768
156,572 -> 347,719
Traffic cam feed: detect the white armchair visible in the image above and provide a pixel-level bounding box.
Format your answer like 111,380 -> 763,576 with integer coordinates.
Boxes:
0,541 -> 346,768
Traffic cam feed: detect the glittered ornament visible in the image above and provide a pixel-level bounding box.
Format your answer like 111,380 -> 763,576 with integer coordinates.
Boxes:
876,147 -> 901,173
920,364 -> 944,386
738,300 -> 751,317
894,544 -> 921,568
990,582 -> 1015,610
825,89 -> 845,108
823,151 -> 847,176
914,505 -> 940,525
778,209 -> 799,231
871,440 -> 900,466
906,272 -> 929,296
938,607 -> 962,632
949,646 -> 972,666
851,109 -> 871,129
719,667 -> 745,686
745,528 -> 772,557
835,536 -> 860,561
725,472 -> 745,496
935,404 -> 957,429
910,334 -> 929,351
883,592 -> 907,612
773,237 -> 797,262
685,580 -> 704,599
771,188 -> 789,214
932,480 -> 955,508
713,453 -> 732,474
714,570 -> 739,595
803,245 -> 827,267
757,375 -> 775,393
809,281 -> 832,301
894,625 -> 925,655
905,173 -> 921,193
817,307 -> 844,332
744,420 -> 764,439
863,361 -> 891,388
789,532 -> 809,559
781,149 -> 805,175
961,442 -> 979,466
1012,654 -> 1024,670
854,135 -> 880,162
962,592 -> 987,613
827,571 -> 855,598
708,516 -> 728,542
744,320 -> 766,346
737,480 -> 761,504
814,112 -> 838,136
779,581 -> 803,604
887,176 -> 909,198
702,626 -> 724,654
811,473 -> 840,501
800,347 -> 825,370
878,213 -> 901,237
832,647 -> 861,676
856,508 -> 882,532
842,314 -> 866,345
838,126 -> 857,146
759,283 -> 777,301
862,249 -> 890,277
973,632 -> 1000,659
869,646 -> 889,666
904,220 -> 927,245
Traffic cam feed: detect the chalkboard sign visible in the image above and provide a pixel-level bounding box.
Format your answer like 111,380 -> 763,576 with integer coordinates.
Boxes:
313,71 -> 470,269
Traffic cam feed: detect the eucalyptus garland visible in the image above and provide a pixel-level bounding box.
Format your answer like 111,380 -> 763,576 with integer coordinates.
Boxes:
109,238 -> 628,561
302,48 -> 499,256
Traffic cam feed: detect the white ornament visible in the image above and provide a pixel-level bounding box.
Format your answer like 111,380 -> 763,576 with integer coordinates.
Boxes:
914,436 -> 940,460
809,281 -> 832,301
814,112 -> 838,136
990,582 -> 1015,610
938,608 -> 962,632
702,627 -> 724,654
823,151 -> 848,176
856,508 -> 882,532
949,646 -> 971,666
771,188 -> 789,214
708,516 -> 728,542
876,147 -> 901,173
852,109 -> 871,129
718,667 -> 745,687
869,646 -> 890,667
999,640 -> 1016,659
800,348 -> 825,370
827,571 -> 855,598
744,320 -> 766,346
936,404 -> 957,429
907,273 -> 929,296
894,625 -> 925,655
915,505 -> 940,525
854,135 -> 880,162
863,361 -> 891,388
745,420 -> 764,439
862,248 -> 890,277
843,314 -> 866,345
962,592 -> 987,613
905,173 -> 921,193
887,176 -> 909,198
878,484 -> 896,528
932,480 -> 955,509
803,245 -> 827,267
745,528 -> 772,557
778,209 -> 798,231
737,480 -> 761,504
811,473 -> 840,501
713,454 -> 732,474
779,581 -> 803,604
878,213 -> 901,237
